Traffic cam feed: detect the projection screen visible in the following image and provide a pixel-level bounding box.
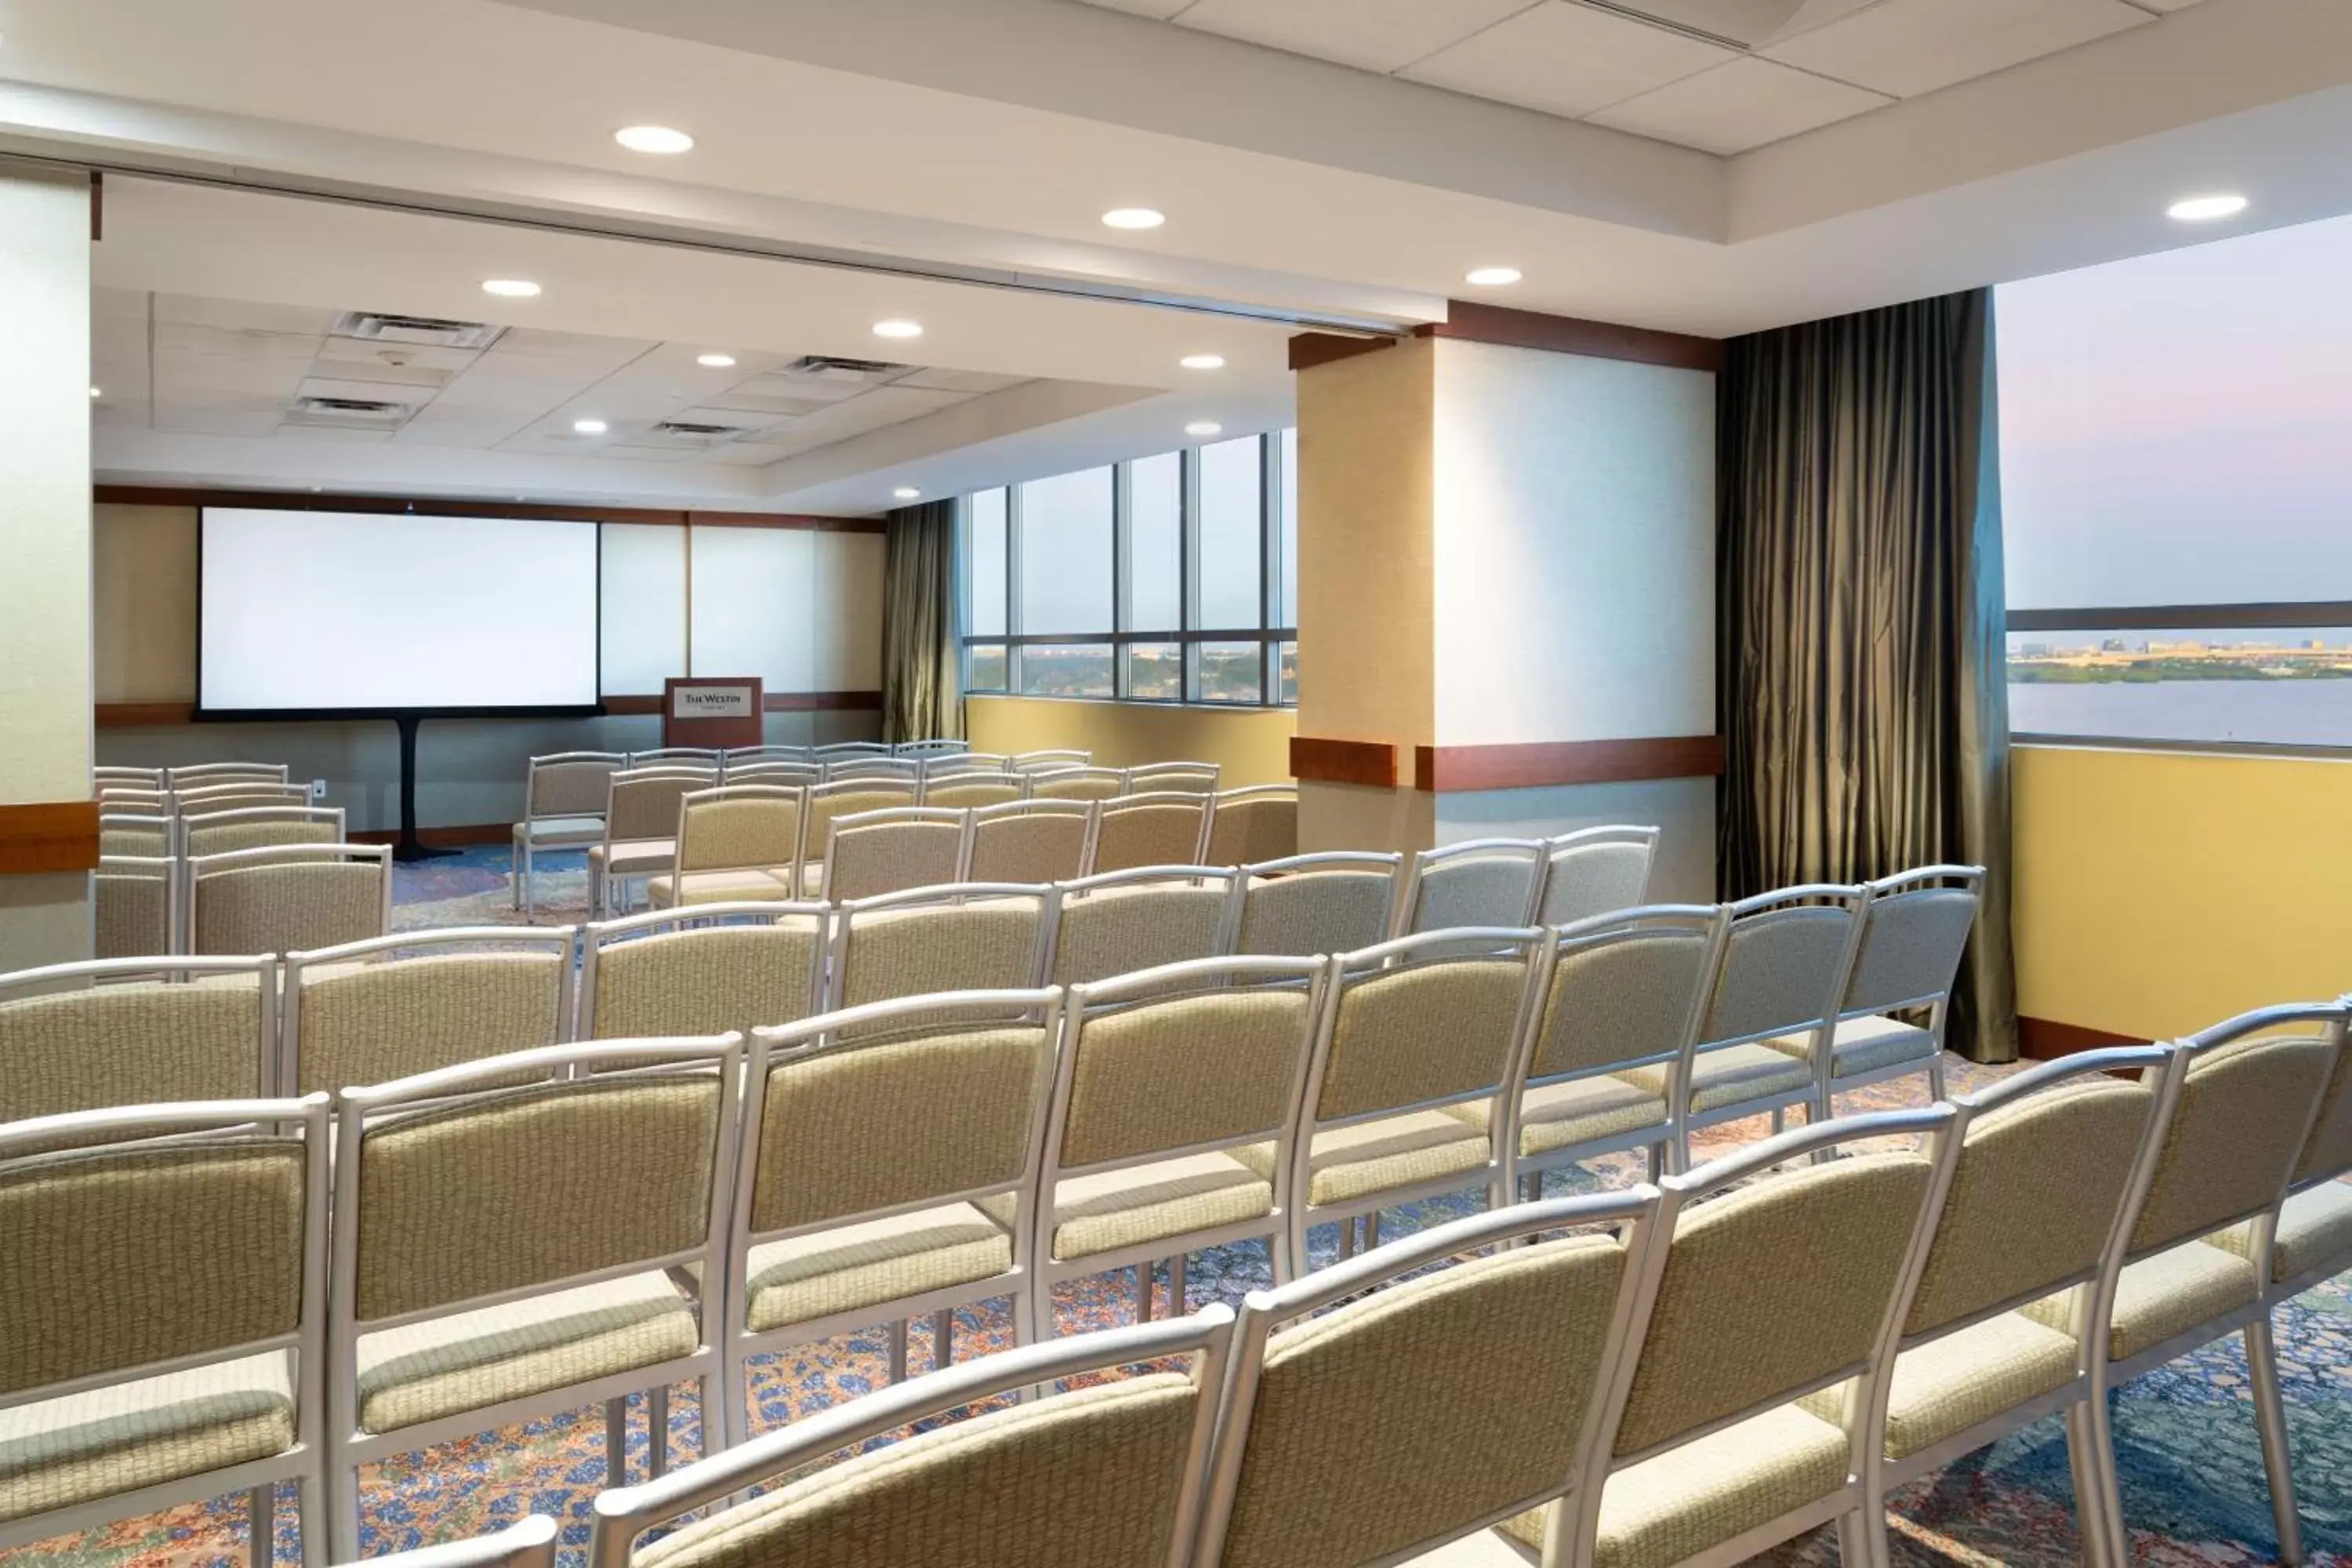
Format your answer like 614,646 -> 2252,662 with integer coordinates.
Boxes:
198,507 -> 601,716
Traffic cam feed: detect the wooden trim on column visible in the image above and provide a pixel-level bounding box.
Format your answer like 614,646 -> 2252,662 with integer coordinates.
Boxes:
93,485 -> 884,532
1414,301 -> 1723,373
1414,735 -> 1723,792
0,800 -> 101,874
1289,736 -> 1399,789
2019,1017 -> 2150,1061
1287,333 -> 1399,372
96,702 -> 198,728
766,690 -> 884,712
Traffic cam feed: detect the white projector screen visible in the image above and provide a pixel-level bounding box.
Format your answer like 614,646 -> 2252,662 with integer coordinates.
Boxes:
199,508 -> 601,713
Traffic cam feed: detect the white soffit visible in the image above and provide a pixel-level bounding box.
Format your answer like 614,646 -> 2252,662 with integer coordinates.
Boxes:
1169,0 -> 1534,76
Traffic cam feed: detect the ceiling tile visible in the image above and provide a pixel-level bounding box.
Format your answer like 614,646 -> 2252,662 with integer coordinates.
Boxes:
313,337 -> 481,375
271,425 -> 395,444
1173,0 -> 1537,75
154,321 -> 324,362
1586,55 -> 1889,152
293,376 -> 434,406
1762,0 -> 2151,98
152,294 -> 336,335
891,368 -> 1029,394
1078,0 -> 1193,17
2122,0 -> 2202,9
1403,2 -> 1733,120
490,328 -> 657,364
151,403 -> 286,437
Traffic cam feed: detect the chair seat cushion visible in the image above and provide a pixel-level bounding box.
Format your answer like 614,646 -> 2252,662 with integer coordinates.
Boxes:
1234,1109 -> 1493,1209
513,815 -> 605,846
744,1200 -> 1015,1334
2205,1181 -> 2352,1285
1827,1312 -> 2078,1461
355,1271 -> 697,1435
1766,1016 -> 1940,1080
590,840 -> 676,877
2027,1242 -> 2258,1363
1049,1152 -> 1273,1261
1624,1044 -> 1814,1113
0,1352 -> 296,1524
1443,1074 -> 1668,1157
647,869 -> 796,908
1501,1402 -> 1849,1568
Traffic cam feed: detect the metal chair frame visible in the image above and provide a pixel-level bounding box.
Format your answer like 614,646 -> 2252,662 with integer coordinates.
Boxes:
510,751 -> 624,918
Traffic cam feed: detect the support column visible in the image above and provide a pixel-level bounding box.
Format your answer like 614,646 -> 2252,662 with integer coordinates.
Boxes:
0,167 -> 97,967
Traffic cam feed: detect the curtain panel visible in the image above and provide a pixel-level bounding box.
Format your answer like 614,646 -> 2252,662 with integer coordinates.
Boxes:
880,499 -> 963,744
1716,288 -> 2017,1062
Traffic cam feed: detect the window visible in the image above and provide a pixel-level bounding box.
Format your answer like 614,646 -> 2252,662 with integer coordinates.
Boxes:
958,429 -> 1298,706
1998,211 -> 2352,750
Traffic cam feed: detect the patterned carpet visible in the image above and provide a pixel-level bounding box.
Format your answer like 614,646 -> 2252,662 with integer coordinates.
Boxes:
8,847 -> 2346,1566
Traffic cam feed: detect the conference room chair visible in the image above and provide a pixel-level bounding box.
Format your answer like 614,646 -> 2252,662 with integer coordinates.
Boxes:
724,989 -> 1060,1445
1204,783 -> 1298,866
0,953 -> 276,1129
1464,906 -> 1716,1200
93,763 -> 165,788
2031,1002 -> 2346,1566
1009,746 -> 1091,773
98,786 -> 171,816
1093,790 -> 1214,873
509,750 -> 623,917
578,903 -> 827,1044
347,1515 -> 557,1568
1847,1044 -> 2174,1568
893,737 -> 971,758
325,1036 -> 743,1561
187,844 -> 392,958
918,749 -> 1008,778
95,852 -> 174,959
0,1096 -> 332,1568
814,740 -> 892,760
964,797 -> 1094,882
1042,865 -> 1241,987
1026,763 -> 1128,801
1768,866 -> 1984,1126
2209,992 -> 2352,1308
176,804 -> 346,859
1129,760 -> 1222,796
720,743 -> 808,770
628,746 -> 722,768
716,759 -> 822,789
590,768 -> 710,916
1193,1186 -> 1662,1568
167,760 -> 292,789
822,883 -> 1052,1018
647,784 -> 804,908
1534,824 -> 1661,928
1033,956 -> 1325,1341
798,777 -> 920,892
279,926 -> 577,1095
1229,851 -> 1402,959
920,767 -> 1025,809
818,804 -> 967,902
1393,838 -> 1547,936
1258,928 -> 1546,1265
1493,1105 -> 1959,1568
823,756 -> 923,786
99,810 -> 171,857
586,1311 -> 1233,1568
175,782 -> 314,818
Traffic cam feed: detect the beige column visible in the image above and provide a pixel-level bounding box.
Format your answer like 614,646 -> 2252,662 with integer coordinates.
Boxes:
0,166 -> 96,967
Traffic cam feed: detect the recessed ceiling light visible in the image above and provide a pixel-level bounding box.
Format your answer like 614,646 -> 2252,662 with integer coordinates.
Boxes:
1102,208 -> 1166,230
2167,193 -> 2248,223
1465,266 -> 1523,287
88,386 -> 101,399
615,125 -> 695,155
482,278 -> 542,298
572,418 -> 608,435
1180,354 -> 1225,371
1185,420 -> 1223,437
872,319 -> 924,339
892,486 -> 922,500
696,352 -> 738,368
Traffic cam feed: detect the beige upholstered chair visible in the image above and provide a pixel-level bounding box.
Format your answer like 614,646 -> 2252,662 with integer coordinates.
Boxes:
726,989 -> 1062,1445
1262,928 -> 1546,1265
174,782 -> 313,820
818,805 -> 967,902
1010,747 -> 1092,773
1461,906 -> 1720,1200
895,738 -> 973,759
920,770 -> 1025,809
1768,866 -> 1983,1124
99,811 -> 170,857
177,804 -> 346,860
823,883 -> 1051,1018
0,1096 -> 332,1567
579,904 -> 827,1045
1043,866 -> 1241,987
280,927 -> 577,1095
94,764 -> 166,789
99,788 -> 171,818
1534,825 -> 1661,928
630,747 -> 723,768
1395,839 -> 1547,936
721,744 -> 809,770
590,769 -> 713,917
1130,761 -> 1221,796
814,741 -> 892,762
798,779 -> 920,892
325,1037 -> 742,1561
187,844 -> 392,957
509,751 -> 622,917
350,1515 -> 557,1568
917,749 -> 1006,777
1027,764 -> 1129,801
0,955 -> 277,1130
1205,785 -> 1298,866
1195,1186 -> 1663,1568
965,798 -> 1094,883
822,757 -> 922,788
1093,792 -> 1214,873
1033,957 -> 1327,1342
1230,852 -> 1403,960
2038,1003 -> 2346,1566
169,761 -> 292,789
719,760 -> 822,791
648,785 -> 804,909
96,854 -> 174,959
588,1312 -> 1233,1568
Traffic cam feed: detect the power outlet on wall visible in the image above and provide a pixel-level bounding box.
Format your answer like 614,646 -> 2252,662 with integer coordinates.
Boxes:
310,779 -> 328,801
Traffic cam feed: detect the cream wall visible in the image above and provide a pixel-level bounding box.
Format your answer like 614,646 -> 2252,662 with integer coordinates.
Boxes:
966,696 -> 1296,786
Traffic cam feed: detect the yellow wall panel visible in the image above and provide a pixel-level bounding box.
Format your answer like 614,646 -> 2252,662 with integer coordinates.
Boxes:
967,696 -> 1296,786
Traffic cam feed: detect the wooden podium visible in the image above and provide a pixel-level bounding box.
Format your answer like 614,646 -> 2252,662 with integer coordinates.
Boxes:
662,677 -> 764,750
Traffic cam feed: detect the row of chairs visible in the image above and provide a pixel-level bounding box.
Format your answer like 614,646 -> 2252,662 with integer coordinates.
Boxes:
13,998 -> 2348,1567
95,839 -> 391,960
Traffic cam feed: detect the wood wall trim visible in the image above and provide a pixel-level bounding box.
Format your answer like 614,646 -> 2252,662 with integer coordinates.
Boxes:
0,800 -> 101,875
766,691 -> 884,712
2019,1016 -> 2150,1061
97,694 -> 885,724
1287,333 -> 1399,372
1414,735 -> 1724,792
93,485 -> 884,533
96,702 -> 198,728
1414,301 -> 1723,373
1289,736 -> 1399,789
350,822 -> 515,849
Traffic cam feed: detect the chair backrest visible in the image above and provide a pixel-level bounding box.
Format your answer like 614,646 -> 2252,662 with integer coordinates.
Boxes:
604,770 -> 713,844
821,806 -> 967,902
282,927 -> 577,1095
187,844 -> 391,956
1044,867 -> 1241,987
1197,1189 -> 1661,1568
965,798 -> 1094,884
823,757 -> 922,786
94,764 -> 166,788
1129,761 -> 1221,796
920,770 -> 1025,809
1534,826 -> 1660,928
584,1312 -> 1231,1568
99,786 -> 171,816
100,811 -> 172,858
1027,764 -> 1127,801
803,779 -> 921,859
1206,785 -> 1298,866
524,752 -> 623,819
630,747 -> 723,768
1010,748 -> 1091,773
919,750 -> 1007,777
167,761 -> 290,788
1091,791 -> 1213,873
674,785 -> 804,876
2296,995 -> 2352,1189
723,744 -> 809,768
1693,884 -> 1867,1049
1231,852 -> 1402,959
895,738 -> 971,757
173,782 -> 312,818
0,956 -> 276,1128
1397,839 -> 1547,935
176,804 -> 346,859
814,741 -> 892,760
826,884 -> 1052,1015
360,1516 -> 559,1568
1524,907 -> 1720,1090
96,855 -> 174,959
1307,929 -> 1545,1127
1841,865 -> 1984,1018
720,760 -> 823,789
581,905 -> 827,1044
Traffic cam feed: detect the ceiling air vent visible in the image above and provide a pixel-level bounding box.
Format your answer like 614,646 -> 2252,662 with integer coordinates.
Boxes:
287,394 -> 412,430
1581,0 -> 1814,47
329,310 -> 507,350
652,420 -> 749,438
779,355 -> 904,382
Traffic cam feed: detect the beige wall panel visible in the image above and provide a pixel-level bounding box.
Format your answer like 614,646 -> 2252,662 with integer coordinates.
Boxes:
689,524 -> 815,691
811,530 -> 886,691
93,504 -> 200,703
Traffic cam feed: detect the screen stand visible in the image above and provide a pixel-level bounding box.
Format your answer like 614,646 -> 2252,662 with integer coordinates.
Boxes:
391,713 -> 457,863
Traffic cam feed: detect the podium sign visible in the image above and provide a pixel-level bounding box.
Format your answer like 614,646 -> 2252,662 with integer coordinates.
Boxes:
662,677 -> 765,750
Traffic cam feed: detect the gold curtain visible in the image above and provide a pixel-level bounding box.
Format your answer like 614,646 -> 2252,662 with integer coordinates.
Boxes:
880,499 -> 963,743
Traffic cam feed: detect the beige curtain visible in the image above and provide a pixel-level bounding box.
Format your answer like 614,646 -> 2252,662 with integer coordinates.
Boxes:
880,499 -> 963,743
1717,289 -> 2017,1062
